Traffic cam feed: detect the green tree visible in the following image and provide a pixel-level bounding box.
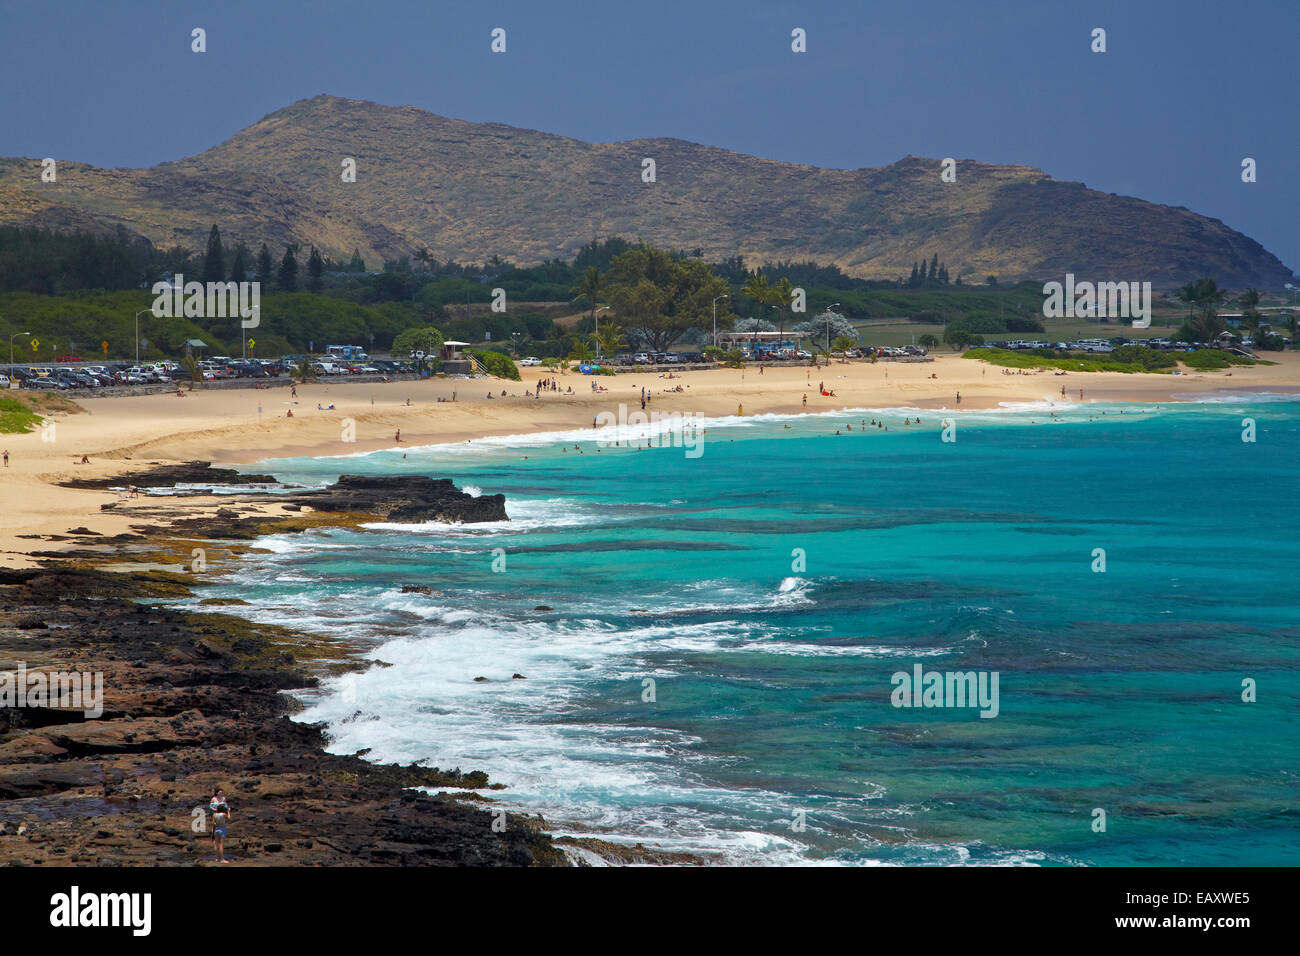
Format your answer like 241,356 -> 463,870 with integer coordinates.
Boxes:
1238,288 -> 1262,332
594,321 -> 627,356
256,243 -> 274,287
918,333 -> 940,349
944,328 -> 983,350
571,265 -> 602,325
202,225 -> 225,283
307,246 -> 325,292
229,245 -> 247,283
391,326 -> 445,358
567,337 -> 595,364
1189,311 -> 1227,343
743,273 -> 772,323
772,277 -> 795,339
179,354 -> 202,389
278,246 -> 299,292
347,249 -> 366,272
293,357 -> 318,383
605,245 -> 727,352
831,334 -> 856,358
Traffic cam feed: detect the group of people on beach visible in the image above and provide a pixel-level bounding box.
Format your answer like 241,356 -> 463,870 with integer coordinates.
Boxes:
528,378 -> 572,399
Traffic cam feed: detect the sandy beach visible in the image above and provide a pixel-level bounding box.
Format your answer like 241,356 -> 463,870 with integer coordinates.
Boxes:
3,352 -> 1299,568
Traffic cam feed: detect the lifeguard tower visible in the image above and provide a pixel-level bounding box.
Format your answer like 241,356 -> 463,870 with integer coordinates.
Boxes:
441,340 -> 473,375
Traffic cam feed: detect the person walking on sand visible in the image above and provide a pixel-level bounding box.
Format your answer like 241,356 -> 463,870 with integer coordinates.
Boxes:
802,394 -> 807,409
291,385 -> 297,398
2,449 -> 8,467
395,429 -> 401,443
956,391 -> 961,405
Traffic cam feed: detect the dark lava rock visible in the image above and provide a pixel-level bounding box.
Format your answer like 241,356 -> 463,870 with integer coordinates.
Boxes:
0,565 -> 568,868
512,674 -> 526,680
291,475 -> 507,524
534,605 -> 553,611
59,461 -> 277,490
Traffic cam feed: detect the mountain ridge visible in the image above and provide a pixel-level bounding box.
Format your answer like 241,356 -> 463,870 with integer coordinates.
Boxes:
0,94 -> 1290,287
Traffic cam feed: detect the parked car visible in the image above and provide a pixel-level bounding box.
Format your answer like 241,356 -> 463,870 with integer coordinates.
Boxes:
633,352 -> 651,364
27,375 -> 65,390
519,357 -> 542,366
0,374 -> 9,388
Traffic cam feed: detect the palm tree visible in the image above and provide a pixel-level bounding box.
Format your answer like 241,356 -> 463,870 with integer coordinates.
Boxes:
293,358 -> 319,384
180,354 -> 202,390
1190,311 -> 1227,344
567,337 -> 595,365
1173,281 -> 1199,323
594,321 -> 627,357
772,277 -> 795,340
831,334 -> 856,360
571,266 -> 602,327
743,274 -> 771,326
1238,287 -> 1262,336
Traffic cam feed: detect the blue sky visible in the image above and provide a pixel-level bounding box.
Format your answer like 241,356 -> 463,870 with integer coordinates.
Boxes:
2,0 -> 1296,273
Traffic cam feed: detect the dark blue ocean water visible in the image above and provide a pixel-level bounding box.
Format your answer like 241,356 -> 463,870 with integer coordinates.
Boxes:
192,397 -> 1300,865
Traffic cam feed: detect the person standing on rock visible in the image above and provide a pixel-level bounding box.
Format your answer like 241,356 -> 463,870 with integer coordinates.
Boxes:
210,788 -> 231,863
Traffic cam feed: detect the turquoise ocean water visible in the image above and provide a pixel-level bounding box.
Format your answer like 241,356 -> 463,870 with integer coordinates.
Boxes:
190,395 -> 1300,865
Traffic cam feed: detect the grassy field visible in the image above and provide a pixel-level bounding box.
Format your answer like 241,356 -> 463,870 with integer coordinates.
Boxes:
846,311 -> 1191,349
0,396 -> 43,433
965,346 -> 1266,374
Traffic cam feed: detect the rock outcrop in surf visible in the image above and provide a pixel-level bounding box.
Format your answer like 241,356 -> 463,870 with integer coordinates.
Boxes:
291,475 -> 507,524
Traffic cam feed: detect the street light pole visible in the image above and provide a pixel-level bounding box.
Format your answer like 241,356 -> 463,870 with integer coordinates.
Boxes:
594,306 -> 610,359
713,294 -> 728,349
10,332 -> 31,384
134,309 -> 153,366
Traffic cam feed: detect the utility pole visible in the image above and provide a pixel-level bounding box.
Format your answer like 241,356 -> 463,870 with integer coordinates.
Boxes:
827,303 -> 841,352
9,331 -> 31,384
713,294 -> 728,349
594,306 -> 610,358
134,309 -> 153,366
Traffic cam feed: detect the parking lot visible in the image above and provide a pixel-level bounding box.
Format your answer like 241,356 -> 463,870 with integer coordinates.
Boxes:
2,356 -> 424,392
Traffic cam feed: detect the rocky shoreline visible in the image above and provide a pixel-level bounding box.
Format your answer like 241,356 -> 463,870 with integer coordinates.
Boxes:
1,463 -> 696,866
